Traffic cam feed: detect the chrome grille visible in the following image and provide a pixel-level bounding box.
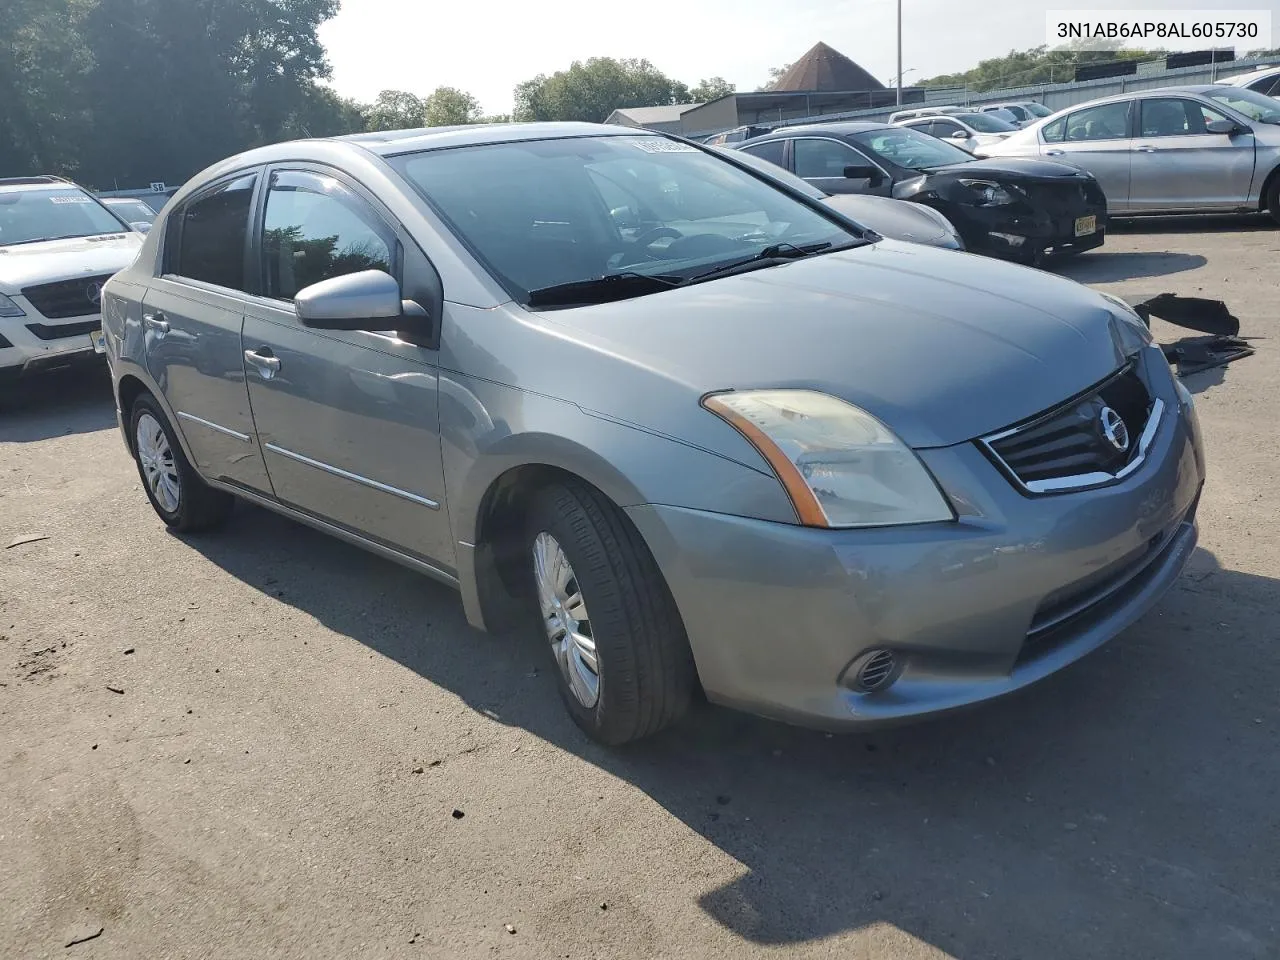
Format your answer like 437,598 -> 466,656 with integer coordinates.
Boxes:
982,365 -> 1159,494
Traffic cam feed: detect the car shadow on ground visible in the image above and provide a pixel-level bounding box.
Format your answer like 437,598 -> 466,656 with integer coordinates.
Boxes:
182,506 -> 1280,959
0,367 -> 116,441
1052,250 -> 1206,283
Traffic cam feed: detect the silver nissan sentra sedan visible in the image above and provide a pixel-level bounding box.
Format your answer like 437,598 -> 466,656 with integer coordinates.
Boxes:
98,122 -> 1205,745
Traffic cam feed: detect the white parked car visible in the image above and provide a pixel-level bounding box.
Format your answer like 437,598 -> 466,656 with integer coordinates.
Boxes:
895,112 -> 1019,154
1214,65 -> 1280,98
0,176 -> 143,387
886,105 -> 966,124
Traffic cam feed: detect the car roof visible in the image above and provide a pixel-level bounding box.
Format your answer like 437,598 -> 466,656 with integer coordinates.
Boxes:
747,121 -> 892,140
0,179 -> 84,195
336,121 -> 642,155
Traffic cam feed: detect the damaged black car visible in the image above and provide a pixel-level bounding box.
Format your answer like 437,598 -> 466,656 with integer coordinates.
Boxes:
734,122 -> 1107,267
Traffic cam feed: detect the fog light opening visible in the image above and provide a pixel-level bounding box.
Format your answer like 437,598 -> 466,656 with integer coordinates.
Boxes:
850,649 -> 899,693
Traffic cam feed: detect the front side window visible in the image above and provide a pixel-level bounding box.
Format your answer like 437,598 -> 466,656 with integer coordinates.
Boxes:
851,127 -> 974,170
0,186 -> 128,247
793,138 -> 866,178
931,120 -> 965,137
169,173 -> 257,290
390,135 -> 861,304
1064,102 -> 1131,142
261,171 -> 394,302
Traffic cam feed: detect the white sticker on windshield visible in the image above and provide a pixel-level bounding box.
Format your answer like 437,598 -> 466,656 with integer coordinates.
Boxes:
49,195 -> 92,204
628,137 -> 699,153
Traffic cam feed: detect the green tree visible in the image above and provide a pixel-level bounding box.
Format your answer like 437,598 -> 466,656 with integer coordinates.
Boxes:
757,63 -> 792,91
690,77 -> 735,101
920,41 -> 1164,92
364,89 -> 426,130
423,86 -> 482,126
513,57 -> 692,123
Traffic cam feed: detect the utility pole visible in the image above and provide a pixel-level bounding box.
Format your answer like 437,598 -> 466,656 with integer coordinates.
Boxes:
896,0 -> 903,105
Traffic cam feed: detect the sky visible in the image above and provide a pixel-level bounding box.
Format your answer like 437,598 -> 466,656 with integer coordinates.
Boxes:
319,0 -> 1280,114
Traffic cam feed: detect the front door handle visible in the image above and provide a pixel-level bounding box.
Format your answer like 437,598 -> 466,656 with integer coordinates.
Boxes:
244,348 -> 281,380
1134,145 -> 1159,153
1044,149 -> 1065,156
143,312 -> 169,335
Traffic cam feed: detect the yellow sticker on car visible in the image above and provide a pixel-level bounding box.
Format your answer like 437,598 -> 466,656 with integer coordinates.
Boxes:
1074,215 -> 1097,237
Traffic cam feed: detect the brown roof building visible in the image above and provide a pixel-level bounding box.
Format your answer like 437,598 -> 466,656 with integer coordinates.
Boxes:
771,42 -> 885,92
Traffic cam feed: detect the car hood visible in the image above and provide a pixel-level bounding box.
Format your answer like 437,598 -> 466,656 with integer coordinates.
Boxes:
928,156 -> 1093,181
534,240 -> 1129,451
821,194 -> 957,247
0,233 -> 143,291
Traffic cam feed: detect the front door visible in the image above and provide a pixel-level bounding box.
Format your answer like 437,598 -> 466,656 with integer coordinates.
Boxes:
1128,98 -> 1256,211
240,167 -> 454,569
1042,100 -> 1134,211
790,137 -> 893,196
143,171 -> 272,492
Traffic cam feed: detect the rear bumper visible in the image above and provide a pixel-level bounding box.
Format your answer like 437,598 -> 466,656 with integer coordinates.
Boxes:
626,375 -> 1203,732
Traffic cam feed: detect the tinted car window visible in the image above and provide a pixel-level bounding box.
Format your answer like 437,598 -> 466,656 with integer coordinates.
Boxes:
955,112 -> 1017,133
932,120 -> 965,137
1064,102 -> 1130,141
0,186 -> 128,247
739,139 -> 786,168
261,170 -> 394,302
793,138 -> 865,178
170,173 -> 257,290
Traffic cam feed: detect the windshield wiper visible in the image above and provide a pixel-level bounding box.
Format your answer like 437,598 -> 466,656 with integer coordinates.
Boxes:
526,271 -> 683,308
1,233 -> 97,247
684,240 -> 854,285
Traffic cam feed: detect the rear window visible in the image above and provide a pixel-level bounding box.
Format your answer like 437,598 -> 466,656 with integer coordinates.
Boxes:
168,173 -> 257,291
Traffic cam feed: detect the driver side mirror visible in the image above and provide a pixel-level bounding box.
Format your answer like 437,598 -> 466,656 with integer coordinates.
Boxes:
843,165 -> 884,187
295,269 -> 438,348
1205,118 -> 1244,135
609,205 -> 640,228
950,129 -> 970,140
129,221 -> 152,234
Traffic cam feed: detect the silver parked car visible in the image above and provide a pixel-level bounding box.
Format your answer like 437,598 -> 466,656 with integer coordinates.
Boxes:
99,122 -> 1204,744
984,85 -> 1280,219
977,102 -> 1054,126
895,111 -> 1019,154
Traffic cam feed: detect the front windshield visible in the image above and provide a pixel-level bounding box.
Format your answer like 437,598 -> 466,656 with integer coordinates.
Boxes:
851,127 -> 974,170
0,187 -> 128,246
1025,102 -> 1053,118
1204,87 -> 1280,123
391,135 -> 861,304
956,112 -> 1018,133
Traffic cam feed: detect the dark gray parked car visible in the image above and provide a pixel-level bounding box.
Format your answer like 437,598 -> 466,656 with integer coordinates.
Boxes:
99,122 -> 1204,744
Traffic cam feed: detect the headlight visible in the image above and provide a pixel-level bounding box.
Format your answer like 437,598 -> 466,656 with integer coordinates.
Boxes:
1099,292 -> 1154,348
0,293 -> 26,318
702,390 -> 955,528
957,179 -> 1020,206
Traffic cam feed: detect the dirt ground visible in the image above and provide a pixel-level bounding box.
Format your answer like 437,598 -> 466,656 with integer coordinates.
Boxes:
3,218 -> 1278,960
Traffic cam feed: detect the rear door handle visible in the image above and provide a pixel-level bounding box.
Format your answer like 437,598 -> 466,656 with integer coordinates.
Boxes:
1134,145 -> 1159,153
1044,149 -> 1065,156
244,348 -> 281,380
143,312 -> 169,335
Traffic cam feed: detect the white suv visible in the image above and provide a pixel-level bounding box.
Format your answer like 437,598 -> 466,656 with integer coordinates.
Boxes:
0,176 -> 144,386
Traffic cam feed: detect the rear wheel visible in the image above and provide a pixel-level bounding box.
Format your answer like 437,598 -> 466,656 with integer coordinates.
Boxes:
129,394 -> 233,532
526,480 -> 696,745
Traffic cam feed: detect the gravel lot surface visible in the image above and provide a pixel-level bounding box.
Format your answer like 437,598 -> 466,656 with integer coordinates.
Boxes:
3,218 -> 1278,959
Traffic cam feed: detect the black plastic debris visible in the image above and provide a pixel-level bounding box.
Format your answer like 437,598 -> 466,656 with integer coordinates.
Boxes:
1124,293 -> 1255,378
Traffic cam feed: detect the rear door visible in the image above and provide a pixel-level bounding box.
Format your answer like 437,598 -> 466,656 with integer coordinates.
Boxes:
790,137 -> 892,196
1041,100 -> 1134,211
239,166 -> 454,568
142,170 -> 272,492
1128,97 -> 1256,211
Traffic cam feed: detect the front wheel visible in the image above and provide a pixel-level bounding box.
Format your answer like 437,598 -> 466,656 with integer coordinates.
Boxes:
1266,177 -> 1280,224
526,480 -> 696,745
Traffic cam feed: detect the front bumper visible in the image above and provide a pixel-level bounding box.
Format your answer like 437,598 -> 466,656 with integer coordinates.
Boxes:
0,299 -> 104,382
944,193 -> 1108,263
626,377 -> 1203,731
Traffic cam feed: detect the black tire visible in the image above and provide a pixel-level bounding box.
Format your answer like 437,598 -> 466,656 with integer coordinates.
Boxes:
1266,176 -> 1280,224
128,393 -> 233,532
526,480 -> 696,745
